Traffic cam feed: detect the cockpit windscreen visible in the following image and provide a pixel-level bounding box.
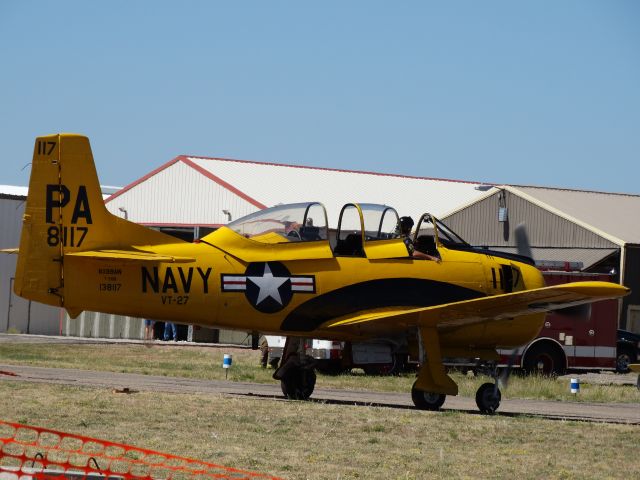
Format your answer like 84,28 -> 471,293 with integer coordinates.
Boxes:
226,202 -> 329,242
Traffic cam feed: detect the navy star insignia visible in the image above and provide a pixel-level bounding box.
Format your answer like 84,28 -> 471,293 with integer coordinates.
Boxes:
221,262 -> 315,313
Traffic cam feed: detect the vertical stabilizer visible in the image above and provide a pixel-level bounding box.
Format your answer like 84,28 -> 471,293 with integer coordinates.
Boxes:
15,134 -> 108,307
14,134 -> 174,310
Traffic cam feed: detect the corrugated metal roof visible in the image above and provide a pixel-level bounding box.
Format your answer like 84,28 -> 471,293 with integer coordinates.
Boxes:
0,185 -> 28,198
105,160 -> 260,225
509,186 -> 640,245
107,156 -> 491,227
1,185 -> 116,201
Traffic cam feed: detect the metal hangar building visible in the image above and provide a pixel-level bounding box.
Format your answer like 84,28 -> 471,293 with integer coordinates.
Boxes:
0,186 -> 60,335
443,185 -> 640,331
103,155 -> 489,240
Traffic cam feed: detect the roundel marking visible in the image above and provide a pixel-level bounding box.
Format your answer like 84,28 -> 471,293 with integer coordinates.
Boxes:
221,262 -> 315,313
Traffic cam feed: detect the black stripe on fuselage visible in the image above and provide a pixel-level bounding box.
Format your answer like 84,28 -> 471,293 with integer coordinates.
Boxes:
280,278 -> 484,332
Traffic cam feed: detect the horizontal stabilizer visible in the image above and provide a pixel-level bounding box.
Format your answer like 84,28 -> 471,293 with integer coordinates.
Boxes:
66,249 -> 195,263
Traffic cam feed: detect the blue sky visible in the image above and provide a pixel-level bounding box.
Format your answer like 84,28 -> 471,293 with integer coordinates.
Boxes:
1,1 -> 638,193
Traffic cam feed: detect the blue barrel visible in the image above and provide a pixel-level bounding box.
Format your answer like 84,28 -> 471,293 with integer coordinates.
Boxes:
570,378 -> 579,394
223,354 -> 232,369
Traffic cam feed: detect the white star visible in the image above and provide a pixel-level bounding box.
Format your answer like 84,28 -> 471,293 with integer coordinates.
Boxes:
248,263 -> 289,306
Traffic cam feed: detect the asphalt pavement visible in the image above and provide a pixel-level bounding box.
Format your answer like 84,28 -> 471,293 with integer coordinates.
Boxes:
1,333 -> 638,424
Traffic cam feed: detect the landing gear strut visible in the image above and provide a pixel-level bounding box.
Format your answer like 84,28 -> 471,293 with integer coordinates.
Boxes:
410,326 -> 457,411
273,337 -> 317,400
474,362 -> 502,414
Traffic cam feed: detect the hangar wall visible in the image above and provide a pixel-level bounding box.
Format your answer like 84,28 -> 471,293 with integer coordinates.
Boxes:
61,310 -> 254,345
105,160 -> 263,226
62,311 -> 145,339
442,188 -> 640,331
443,189 -> 618,250
622,246 -> 640,331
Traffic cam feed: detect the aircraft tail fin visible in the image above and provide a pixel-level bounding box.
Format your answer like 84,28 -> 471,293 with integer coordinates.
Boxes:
14,134 -> 174,309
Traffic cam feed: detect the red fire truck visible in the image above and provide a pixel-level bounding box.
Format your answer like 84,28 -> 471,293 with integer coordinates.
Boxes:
496,270 -> 620,375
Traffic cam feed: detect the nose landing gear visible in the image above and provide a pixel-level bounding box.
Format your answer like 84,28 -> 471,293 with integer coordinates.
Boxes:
475,382 -> 501,414
474,362 -> 502,414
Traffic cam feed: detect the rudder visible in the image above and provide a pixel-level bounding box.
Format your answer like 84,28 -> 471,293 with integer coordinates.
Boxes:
14,134 -> 166,307
15,134 -> 126,307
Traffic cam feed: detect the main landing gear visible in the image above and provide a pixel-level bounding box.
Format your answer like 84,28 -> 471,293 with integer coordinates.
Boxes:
411,373 -> 502,414
273,337 -> 317,400
411,381 -> 446,411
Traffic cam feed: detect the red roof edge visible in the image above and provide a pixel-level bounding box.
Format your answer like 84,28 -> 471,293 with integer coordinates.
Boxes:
184,154 -> 491,186
180,156 -> 268,209
105,157 -> 183,203
141,222 -> 225,228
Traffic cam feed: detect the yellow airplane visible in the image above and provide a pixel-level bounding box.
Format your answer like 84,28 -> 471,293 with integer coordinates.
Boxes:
6,134 -> 630,413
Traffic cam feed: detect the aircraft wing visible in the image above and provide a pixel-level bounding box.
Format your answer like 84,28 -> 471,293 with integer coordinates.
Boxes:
65,250 -> 195,263
325,281 -> 629,332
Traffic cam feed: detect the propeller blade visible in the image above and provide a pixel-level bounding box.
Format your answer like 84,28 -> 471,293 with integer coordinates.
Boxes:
514,223 -> 533,259
498,348 -> 518,388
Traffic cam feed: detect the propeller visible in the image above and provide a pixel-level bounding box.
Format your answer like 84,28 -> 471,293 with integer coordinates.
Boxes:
499,223 -> 529,388
497,223 -> 589,390
514,223 -> 533,259
516,222 -> 592,318
498,348 -> 518,389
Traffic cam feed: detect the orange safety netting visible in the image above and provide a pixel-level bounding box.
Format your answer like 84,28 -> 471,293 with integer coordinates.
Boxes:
0,420 -> 281,480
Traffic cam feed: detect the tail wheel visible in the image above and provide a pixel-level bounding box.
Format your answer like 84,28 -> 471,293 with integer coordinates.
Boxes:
523,342 -> 566,376
281,368 -> 316,400
475,382 -> 501,414
411,380 -> 446,411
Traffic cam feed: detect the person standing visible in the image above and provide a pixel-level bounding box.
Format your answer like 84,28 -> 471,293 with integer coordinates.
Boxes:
163,322 -> 177,341
144,319 -> 155,340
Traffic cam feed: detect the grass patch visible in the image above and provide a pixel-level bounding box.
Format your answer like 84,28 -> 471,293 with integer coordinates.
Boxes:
0,381 -> 638,479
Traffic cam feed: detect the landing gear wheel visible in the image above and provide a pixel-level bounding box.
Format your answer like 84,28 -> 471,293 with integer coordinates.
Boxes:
616,347 -> 633,374
411,380 -> 446,411
475,382 -> 501,414
280,368 -> 316,400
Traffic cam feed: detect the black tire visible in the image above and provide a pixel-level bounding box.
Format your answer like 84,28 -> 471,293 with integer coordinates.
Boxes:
616,346 -> 633,374
280,368 -> 316,400
522,342 -> 566,375
411,380 -> 446,411
475,382 -> 501,414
